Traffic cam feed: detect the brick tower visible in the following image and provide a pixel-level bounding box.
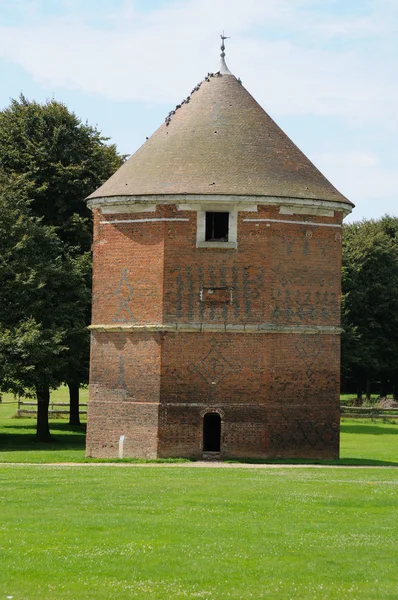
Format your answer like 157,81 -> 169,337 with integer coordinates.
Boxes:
85,40 -> 353,459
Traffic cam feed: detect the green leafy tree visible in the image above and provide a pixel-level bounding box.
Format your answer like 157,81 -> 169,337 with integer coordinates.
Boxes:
375,216 -> 398,398
0,94 -> 123,247
342,217 -> 398,401
0,95 -> 124,423
0,175 -> 88,440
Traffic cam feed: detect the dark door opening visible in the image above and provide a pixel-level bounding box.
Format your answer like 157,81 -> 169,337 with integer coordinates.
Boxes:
203,413 -> 221,452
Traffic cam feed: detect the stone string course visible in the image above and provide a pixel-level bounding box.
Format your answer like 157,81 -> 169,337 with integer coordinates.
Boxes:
89,323 -> 342,334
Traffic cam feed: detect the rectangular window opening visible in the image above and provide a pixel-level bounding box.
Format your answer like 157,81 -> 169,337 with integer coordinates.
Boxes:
205,212 -> 229,242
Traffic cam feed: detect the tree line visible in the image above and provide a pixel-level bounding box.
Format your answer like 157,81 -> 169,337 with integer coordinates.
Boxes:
0,96 -> 396,438
342,216 -> 398,403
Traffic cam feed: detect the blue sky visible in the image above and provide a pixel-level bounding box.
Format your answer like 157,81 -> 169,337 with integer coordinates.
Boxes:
0,0 -> 397,222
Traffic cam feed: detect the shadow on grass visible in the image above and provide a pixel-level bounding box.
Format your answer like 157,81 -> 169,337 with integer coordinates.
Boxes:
0,422 -> 86,452
340,423 -> 398,435
2,421 -> 86,433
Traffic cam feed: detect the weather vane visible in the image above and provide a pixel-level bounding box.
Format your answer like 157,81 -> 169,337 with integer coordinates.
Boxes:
220,31 -> 230,58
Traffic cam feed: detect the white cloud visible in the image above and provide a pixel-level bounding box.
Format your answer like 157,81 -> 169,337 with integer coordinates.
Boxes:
0,0 -> 397,221
0,0 -> 396,128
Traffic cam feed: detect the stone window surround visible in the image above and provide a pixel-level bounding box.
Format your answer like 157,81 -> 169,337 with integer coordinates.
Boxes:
196,208 -> 237,249
179,202 -> 257,249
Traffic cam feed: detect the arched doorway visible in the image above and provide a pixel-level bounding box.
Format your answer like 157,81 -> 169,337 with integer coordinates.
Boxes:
203,413 -> 221,452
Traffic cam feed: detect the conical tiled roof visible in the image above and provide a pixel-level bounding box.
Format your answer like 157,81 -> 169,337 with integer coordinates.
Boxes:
88,69 -> 352,207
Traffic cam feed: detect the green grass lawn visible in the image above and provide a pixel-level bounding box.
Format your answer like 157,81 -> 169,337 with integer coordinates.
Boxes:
0,465 -> 397,600
0,386 -> 89,463
1,394 -> 397,599
340,421 -> 398,464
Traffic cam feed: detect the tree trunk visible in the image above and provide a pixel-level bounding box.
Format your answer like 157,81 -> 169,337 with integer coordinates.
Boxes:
366,378 -> 372,402
68,382 -> 80,426
355,384 -> 363,406
36,386 -> 52,442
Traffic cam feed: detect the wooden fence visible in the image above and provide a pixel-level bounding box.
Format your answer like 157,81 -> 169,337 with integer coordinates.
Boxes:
17,399 -> 87,417
341,406 -> 398,420
2,398 -> 397,420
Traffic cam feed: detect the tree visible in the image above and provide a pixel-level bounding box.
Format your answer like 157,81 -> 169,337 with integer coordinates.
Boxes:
341,217 -> 398,401
62,252 -> 91,425
0,95 -> 123,248
0,174 -> 88,440
0,95 -> 124,423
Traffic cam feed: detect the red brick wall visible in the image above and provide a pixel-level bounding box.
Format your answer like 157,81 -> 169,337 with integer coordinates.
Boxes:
158,403 -> 268,459
163,204 -> 342,326
86,401 -> 159,459
91,208 -> 164,325
267,333 -> 340,458
87,203 -> 343,460
159,332 -> 268,458
267,208 -> 342,328
158,332 -> 339,459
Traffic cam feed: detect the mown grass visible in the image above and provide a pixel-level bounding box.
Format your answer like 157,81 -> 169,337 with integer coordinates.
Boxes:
1,465 -> 397,600
0,387 -> 89,463
0,392 -> 397,598
340,420 -> 398,465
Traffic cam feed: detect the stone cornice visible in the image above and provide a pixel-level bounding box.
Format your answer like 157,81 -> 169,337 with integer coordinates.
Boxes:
87,194 -> 353,217
89,323 -> 342,335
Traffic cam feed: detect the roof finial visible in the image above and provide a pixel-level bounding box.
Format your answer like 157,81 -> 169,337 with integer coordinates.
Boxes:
220,31 -> 230,58
219,31 -> 232,75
